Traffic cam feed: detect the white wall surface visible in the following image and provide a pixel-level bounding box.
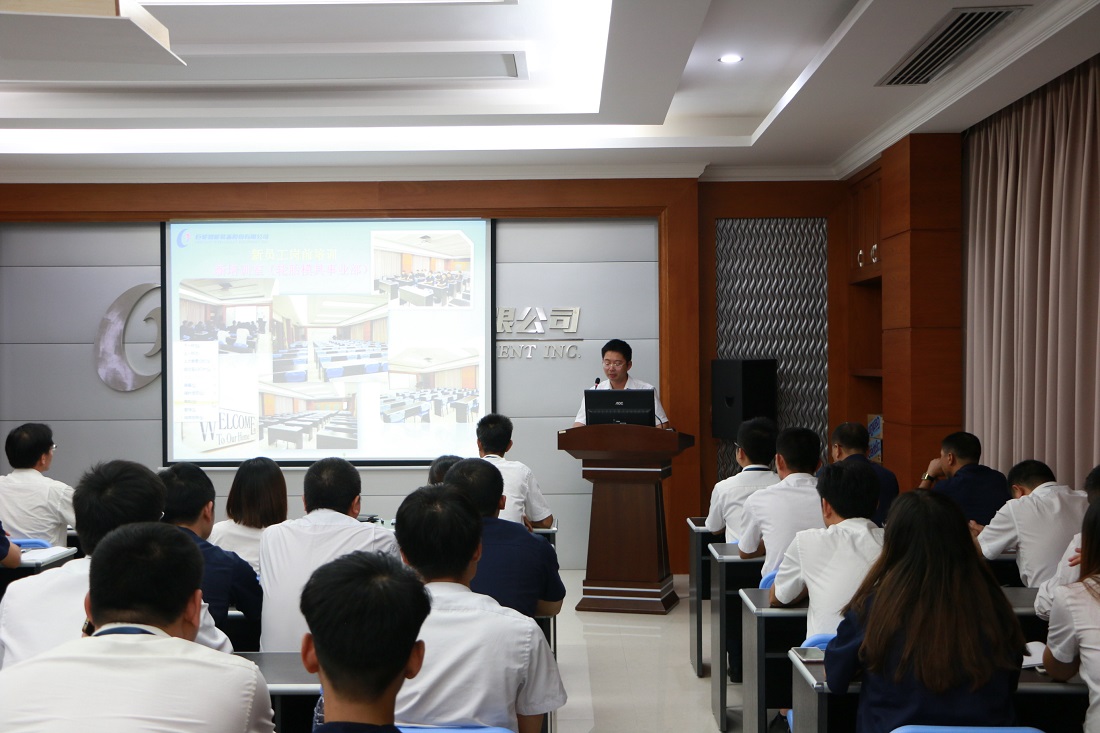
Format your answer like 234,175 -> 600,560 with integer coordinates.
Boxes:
0,219 -> 659,569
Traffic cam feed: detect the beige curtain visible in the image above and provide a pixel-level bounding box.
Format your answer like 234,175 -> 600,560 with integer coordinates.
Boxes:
965,54 -> 1100,489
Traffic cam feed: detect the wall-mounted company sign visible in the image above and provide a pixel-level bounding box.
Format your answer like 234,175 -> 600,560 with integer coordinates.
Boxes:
496,307 -> 580,335
496,306 -> 582,361
94,283 -> 163,392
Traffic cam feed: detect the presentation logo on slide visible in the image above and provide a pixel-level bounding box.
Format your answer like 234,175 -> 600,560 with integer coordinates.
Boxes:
176,228 -> 192,248
95,283 -> 162,392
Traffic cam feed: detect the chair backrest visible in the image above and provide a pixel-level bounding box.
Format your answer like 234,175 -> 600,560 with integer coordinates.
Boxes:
801,632 -> 836,650
888,721 -> 1042,726
759,569 -> 778,589
11,538 -> 50,550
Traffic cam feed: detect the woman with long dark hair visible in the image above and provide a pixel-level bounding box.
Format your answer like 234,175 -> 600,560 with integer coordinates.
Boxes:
1045,499 -> 1100,730
208,456 -> 288,574
825,489 -> 1025,732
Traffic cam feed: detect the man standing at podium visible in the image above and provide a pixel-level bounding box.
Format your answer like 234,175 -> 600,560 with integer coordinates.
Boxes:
572,339 -> 668,428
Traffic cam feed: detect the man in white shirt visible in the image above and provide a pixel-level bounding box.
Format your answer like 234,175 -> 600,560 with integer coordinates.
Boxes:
737,427 -> 825,577
259,457 -> 399,651
1035,463 -> 1100,619
771,460 -> 885,637
300,552 -> 431,733
393,484 -> 566,733
572,338 -> 668,427
0,521 -> 275,733
705,417 -> 779,542
974,459 -> 1088,588
0,423 -> 74,547
476,413 -> 553,528
0,460 -> 231,669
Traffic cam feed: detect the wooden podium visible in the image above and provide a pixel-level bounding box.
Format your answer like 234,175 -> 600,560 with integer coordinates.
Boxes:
558,424 -> 695,614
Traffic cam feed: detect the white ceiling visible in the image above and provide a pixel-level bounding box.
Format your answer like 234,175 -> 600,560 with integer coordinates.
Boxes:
0,0 -> 1097,183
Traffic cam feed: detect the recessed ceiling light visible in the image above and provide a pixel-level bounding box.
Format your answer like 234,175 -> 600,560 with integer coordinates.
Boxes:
719,54 -> 743,64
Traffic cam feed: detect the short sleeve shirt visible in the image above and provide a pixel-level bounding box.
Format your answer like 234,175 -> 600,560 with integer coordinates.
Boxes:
1047,580 -> 1100,731
704,466 -> 779,543
737,473 -> 823,577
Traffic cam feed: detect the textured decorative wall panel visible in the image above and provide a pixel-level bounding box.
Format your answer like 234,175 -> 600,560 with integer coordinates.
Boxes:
714,218 -> 828,480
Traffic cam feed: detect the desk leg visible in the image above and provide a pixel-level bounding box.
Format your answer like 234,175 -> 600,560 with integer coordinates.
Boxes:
690,536 -> 704,677
710,558 -> 728,730
743,599 -> 765,733
790,672 -> 824,733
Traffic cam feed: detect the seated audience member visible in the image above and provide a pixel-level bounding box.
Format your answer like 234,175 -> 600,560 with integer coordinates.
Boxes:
259,457 -> 398,651
160,463 -> 263,629
476,414 -> 554,528
705,417 -> 779,542
0,460 -> 230,669
0,423 -> 74,547
427,454 -> 462,485
919,431 -> 1009,525
300,552 -> 431,733
1044,501 -> 1100,729
826,491 -> 1025,733
0,522 -> 275,733
0,519 -> 21,568
737,427 -> 824,576
209,457 -> 288,574
1036,464 -> 1100,619
771,460 -> 884,637
823,421 -> 899,526
393,485 -> 566,733
444,458 -> 566,617
973,459 -> 1087,588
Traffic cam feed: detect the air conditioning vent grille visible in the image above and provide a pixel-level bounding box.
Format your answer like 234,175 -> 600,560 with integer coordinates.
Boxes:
879,6 -> 1026,86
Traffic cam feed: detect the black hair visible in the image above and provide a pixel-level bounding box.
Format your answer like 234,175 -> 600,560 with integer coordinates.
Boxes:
942,431 -> 982,463
601,339 -> 632,362
776,427 -> 821,474
73,461 -> 166,554
736,417 -> 778,466
476,413 -> 513,456
816,460 -> 879,520
159,462 -> 216,525
830,422 -> 870,453
428,455 -> 462,485
4,423 -> 53,469
395,484 -> 482,581
227,457 -> 288,529
304,457 -> 361,514
300,551 -> 430,701
1085,465 -> 1100,500
89,522 -> 203,628
1005,459 -> 1057,490
444,458 -> 504,517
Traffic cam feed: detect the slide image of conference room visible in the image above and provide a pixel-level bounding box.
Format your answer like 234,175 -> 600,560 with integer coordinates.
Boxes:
380,347 -> 480,424
178,279 -> 274,354
371,230 -> 472,308
259,384 -> 360,451
269,294 -> 389,384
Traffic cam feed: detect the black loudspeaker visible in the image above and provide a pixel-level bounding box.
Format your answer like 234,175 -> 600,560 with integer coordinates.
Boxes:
711,359 -> 778,440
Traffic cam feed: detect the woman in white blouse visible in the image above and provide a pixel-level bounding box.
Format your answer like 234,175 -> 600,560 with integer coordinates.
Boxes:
1044,494 -> 1100,732
208,456 -> 288,574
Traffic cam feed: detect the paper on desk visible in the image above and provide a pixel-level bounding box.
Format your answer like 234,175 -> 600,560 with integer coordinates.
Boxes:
20,546 -> 73,564
1022,640 -> 1046,668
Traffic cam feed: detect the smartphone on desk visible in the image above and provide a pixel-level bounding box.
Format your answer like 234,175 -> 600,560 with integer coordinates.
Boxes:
793,646 -> 826,662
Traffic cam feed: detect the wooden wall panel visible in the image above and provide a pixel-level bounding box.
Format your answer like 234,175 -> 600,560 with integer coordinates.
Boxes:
0,178 -> 702,573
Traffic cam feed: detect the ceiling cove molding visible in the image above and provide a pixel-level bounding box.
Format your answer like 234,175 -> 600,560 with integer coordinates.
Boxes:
699,165 -> 840,182
0,162 -> 710,185
833,0 -> 1100,179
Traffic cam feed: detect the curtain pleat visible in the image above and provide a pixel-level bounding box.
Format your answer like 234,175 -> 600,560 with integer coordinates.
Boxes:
965,54 -> 1100,489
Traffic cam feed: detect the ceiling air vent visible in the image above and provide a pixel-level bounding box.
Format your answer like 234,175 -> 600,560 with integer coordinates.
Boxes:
878,6 -> 1026,86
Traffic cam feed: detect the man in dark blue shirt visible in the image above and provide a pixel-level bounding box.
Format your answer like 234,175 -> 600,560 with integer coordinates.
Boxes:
919,431 -> 1010,525
443,458 -> 566,618
823,422 -> 899,526
159,463 -> 262,629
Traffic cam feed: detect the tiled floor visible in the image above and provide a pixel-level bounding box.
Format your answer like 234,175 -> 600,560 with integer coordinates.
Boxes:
553,570 -> 738,733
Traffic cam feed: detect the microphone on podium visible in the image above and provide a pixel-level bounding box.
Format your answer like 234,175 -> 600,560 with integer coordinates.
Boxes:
594,377 -> 600,388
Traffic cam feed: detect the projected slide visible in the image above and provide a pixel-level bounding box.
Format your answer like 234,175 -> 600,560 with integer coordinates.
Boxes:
164,220 -> 490,464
